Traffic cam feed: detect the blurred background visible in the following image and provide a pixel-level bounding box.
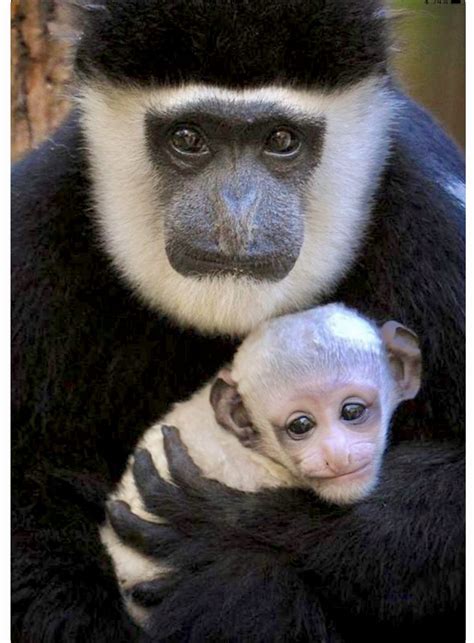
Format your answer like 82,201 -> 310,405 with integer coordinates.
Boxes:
11,0 -> 465,162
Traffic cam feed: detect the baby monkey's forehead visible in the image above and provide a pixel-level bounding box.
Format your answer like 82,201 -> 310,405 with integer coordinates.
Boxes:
260,307 -> 383,352
245,348 -> 387,390
232,305 -> 390,396
266,372 -> 381,401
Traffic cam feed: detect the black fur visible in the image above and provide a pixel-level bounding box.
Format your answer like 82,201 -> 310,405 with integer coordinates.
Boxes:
108,432 -> 465,643
12,3 -> 464,638
73,0 -> 390,88
11,117 -> 238,641
12,96 -> 464,641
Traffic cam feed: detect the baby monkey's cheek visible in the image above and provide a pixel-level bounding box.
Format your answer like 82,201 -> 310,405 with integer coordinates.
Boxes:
349,441 -> 378,465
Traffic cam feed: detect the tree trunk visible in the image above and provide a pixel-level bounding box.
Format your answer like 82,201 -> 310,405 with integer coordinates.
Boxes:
11,0 -> 72,162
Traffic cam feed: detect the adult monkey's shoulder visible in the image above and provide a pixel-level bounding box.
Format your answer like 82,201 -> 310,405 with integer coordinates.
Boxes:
331,91 -> 465,440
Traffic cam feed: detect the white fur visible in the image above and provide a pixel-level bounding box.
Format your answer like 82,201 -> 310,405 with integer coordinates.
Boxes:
100,383 -> 295,627
78,79 -> 395,335
231,304 -> 385,396
324,309 -> 382,351
444,177 -> 465,206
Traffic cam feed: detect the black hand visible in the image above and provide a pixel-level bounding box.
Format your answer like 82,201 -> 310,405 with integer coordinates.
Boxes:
106,423 -> 294,566
132,426 -> 268,535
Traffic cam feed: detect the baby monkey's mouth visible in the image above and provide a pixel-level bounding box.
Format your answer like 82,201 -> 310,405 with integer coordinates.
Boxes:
308,462 -> 372,482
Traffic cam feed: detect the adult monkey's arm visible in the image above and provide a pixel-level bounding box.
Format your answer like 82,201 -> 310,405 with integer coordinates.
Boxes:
109,430 -> 465,642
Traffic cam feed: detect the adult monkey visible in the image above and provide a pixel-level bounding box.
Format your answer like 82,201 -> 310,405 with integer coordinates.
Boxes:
11,0 -> 464,641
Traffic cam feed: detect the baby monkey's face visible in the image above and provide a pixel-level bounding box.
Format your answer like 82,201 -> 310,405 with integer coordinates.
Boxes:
212,310 -> 422,505
263,377 -> 388,504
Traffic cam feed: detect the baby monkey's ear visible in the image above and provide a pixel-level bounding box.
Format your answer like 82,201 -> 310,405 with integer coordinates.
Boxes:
381,321 -> 422,401
210,369 -> 257,447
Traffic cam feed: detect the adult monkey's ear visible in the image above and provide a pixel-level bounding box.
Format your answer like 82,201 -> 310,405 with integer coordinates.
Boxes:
210,369 -> 256,447
381,321 -> 422,401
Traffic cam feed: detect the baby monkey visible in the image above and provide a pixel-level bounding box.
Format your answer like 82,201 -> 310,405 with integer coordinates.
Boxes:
209,303 -> 421,504
102,303 -> 421,624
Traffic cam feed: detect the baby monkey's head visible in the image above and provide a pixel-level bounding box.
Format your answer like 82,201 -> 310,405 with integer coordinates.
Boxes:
210,304 -> 421,504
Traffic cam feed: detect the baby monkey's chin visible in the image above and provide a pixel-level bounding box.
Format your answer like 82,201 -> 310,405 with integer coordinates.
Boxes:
307,465 -> 378,505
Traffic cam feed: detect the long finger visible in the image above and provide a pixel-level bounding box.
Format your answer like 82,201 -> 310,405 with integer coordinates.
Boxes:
132,449 -> 204,529
133,448 -> 181,512
162,425 -> 204,487
106,500 -> 179,557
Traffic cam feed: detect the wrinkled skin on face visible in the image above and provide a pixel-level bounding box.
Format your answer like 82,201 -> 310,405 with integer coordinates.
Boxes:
144,99 -> 326,281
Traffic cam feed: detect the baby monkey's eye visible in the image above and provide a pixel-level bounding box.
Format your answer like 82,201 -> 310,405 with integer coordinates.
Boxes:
341,402 -> 367,422
286,415 -> 315,439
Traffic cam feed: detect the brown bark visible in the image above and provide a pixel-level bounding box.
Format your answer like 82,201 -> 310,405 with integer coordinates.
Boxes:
11,0 -> 72,162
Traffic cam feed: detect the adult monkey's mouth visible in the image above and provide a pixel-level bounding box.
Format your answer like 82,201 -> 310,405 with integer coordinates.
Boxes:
166,243 -> 296,282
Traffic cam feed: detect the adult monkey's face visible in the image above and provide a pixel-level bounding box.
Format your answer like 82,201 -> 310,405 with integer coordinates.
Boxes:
145,99 -> 325,282
75,0 -> 396,335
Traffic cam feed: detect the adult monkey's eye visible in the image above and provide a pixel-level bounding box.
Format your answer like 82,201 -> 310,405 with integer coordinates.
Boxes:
265,128 -> 301,156
286,415 -> 315,439
170,127 -> 209,154
341,403 -> 367,422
